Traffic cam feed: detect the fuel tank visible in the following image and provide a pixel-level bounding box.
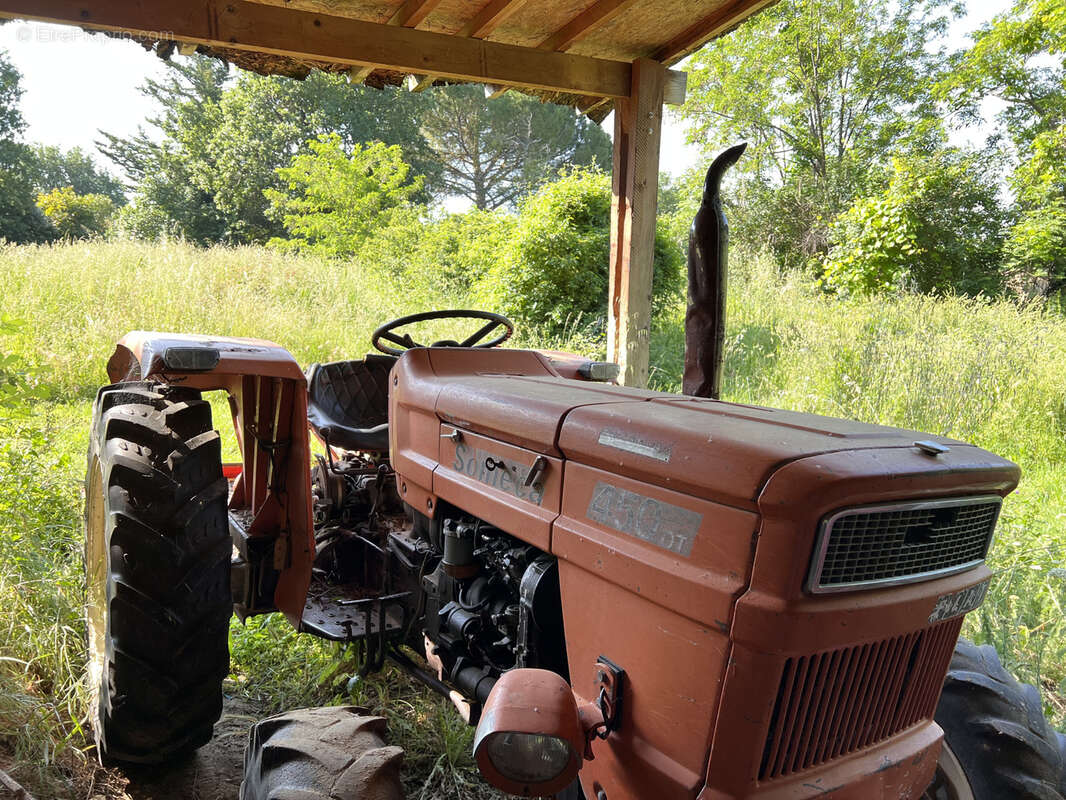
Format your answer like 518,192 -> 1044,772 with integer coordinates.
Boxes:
389,347 -> 1019,800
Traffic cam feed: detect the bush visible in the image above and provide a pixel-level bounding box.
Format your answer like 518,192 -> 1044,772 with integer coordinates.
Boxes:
35,186 -> 115,240
1004,199 -> 1066,298
820,149 -> 1005,296
266,134 -> 423,258
360,208 -> 516,298
476,167 -> 684,335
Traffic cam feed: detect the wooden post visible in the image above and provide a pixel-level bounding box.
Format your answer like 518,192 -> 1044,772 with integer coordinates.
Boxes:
608,58 -> 666,387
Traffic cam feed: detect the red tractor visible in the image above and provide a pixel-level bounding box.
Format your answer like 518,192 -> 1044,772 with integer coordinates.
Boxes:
84,156 -> 1066,800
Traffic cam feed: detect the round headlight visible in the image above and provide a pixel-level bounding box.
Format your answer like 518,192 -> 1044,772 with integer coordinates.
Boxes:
483,732 -> 574,784
473,668 -> 586,795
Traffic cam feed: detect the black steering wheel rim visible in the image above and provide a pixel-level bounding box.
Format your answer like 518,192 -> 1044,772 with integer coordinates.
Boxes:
371,309 -> 515,356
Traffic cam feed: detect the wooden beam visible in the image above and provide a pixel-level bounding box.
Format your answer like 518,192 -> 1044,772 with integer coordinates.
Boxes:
0,0 -> 636,98
494,0 -> 639,100
411,73 -> 437,91
390,0 -> 443,28
607,58 -> 665,388
349,65 -> 374,84
579,96 -> 612,115
410,0 -> 530,94
459,0 -> 531,38
538,0 -> 638,52
664,70 -> 687,105
653,0 -> 778,64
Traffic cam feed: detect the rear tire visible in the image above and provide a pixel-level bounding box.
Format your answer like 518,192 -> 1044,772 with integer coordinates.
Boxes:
926,638 -> 1065,799
239,706 -> 404,800
85,382 -> 231,763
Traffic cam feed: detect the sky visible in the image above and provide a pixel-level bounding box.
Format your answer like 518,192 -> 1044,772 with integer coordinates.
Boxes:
0,1 -> 1012,186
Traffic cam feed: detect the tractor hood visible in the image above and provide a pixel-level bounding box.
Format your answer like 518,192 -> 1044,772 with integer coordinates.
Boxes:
399,348 -> 990,512
557,397 -> 972,511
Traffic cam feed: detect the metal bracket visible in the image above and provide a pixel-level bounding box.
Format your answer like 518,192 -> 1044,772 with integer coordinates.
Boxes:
523,455 -> 548,487
594,655 -> 625,736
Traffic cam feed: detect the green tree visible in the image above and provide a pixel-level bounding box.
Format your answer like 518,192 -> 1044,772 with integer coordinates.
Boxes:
35,186 -> 115,240
820,149 -> 1005,295
0,51 -> 54,243
939,0 -> 1066,294
420,85 -> 612,210
477,167 -> 682,334
29,145 -> 125,205
265,134 -> 422,257
679,0 -> 953,267
99,56 -> 229,243
99,57 -> 438,244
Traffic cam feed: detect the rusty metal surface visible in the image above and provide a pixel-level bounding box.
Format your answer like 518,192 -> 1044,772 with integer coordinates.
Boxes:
107,330 -> 315,629
559,396 -> 968,512
682,143 -> 746,400
300,579 -> 407,641
380,342 -> 1020,799
434,426 -> 563,551
474,668 -> 585,797
107,330 -> 307,383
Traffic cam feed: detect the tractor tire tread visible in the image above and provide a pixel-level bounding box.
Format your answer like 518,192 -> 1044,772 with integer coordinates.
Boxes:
936,638 -> 1065,800
87,381 -> 231,764
240,706 -> 403,800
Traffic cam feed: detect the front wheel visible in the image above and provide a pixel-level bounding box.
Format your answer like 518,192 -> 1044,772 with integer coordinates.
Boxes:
924,639 -> 1066,799
85,382 -> 232,763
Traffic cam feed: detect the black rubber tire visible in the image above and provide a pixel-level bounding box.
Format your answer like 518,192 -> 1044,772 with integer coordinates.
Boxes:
239,706 -> 404,800
934,638 -> 1065,799
84,381 -> 231,764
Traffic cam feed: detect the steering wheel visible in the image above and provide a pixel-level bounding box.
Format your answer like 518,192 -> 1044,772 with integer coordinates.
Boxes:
371,309 -> 515,356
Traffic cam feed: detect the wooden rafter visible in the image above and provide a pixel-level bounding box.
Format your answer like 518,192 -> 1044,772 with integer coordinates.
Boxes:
350,65 -> 375,84
390,0 -> 443,28
490,0 -> 639,101
411,0 -> 531,92
0,0 -> 650,98
537,0 -> 639,52
653,0 -> 777,64
460,0 -> 532,38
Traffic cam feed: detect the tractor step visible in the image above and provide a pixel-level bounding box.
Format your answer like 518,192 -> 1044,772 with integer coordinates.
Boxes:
299,579 -> 408,642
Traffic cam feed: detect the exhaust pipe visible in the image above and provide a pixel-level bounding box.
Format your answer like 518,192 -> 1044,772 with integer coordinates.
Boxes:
683,142 -> 747,399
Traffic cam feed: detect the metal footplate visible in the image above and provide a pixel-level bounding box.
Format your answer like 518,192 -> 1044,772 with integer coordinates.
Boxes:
300,579 -> 409,642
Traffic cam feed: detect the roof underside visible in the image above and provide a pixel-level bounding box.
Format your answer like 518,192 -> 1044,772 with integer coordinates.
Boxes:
1,0 -> 773,120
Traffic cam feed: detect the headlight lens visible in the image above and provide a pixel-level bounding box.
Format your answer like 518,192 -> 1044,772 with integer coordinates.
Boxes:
162,346 -> 220,371
483,732 -> 573,783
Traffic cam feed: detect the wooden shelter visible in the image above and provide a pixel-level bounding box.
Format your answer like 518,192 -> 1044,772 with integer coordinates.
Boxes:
0,0 -> 773,385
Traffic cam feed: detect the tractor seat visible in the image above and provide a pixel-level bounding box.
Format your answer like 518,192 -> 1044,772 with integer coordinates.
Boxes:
305,356 -> 395,452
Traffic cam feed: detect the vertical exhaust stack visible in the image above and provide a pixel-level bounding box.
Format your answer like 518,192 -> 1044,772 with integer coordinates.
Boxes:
683,142 -> 747,399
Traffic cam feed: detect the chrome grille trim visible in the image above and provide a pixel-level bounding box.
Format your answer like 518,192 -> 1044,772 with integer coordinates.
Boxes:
806,496 -> 1002,594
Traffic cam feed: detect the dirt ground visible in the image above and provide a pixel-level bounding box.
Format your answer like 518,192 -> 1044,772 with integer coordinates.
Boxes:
114,696 -> 260,800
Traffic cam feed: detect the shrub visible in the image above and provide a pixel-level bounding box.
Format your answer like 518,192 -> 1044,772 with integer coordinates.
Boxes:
1004,198 -> 1066,298
360,208 -> 516,298
476,167 -> 683,335
266,134 -> 423,258
35,186 -> 115,240
820,149 -> 1005,296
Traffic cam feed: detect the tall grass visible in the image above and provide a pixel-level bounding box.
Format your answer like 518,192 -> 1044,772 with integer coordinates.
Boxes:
1,240 -> 1066,796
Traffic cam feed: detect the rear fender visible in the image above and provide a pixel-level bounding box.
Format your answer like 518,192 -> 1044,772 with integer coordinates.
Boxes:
107,331 -> 313,628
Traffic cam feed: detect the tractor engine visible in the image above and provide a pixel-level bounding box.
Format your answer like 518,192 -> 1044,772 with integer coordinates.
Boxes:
309,452 -> 566,710
418,516 -> 567,705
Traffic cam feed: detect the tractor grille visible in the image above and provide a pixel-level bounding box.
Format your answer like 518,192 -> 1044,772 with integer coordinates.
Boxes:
759,617 -> 962,782
808,497 -> 1001,592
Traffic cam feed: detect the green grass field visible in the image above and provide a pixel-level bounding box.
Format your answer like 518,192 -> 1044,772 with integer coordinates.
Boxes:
2,240 -> 1065,797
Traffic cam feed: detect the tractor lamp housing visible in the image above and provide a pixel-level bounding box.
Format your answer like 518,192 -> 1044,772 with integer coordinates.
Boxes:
162,345 -> 220,372
473,669 -> 585,796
